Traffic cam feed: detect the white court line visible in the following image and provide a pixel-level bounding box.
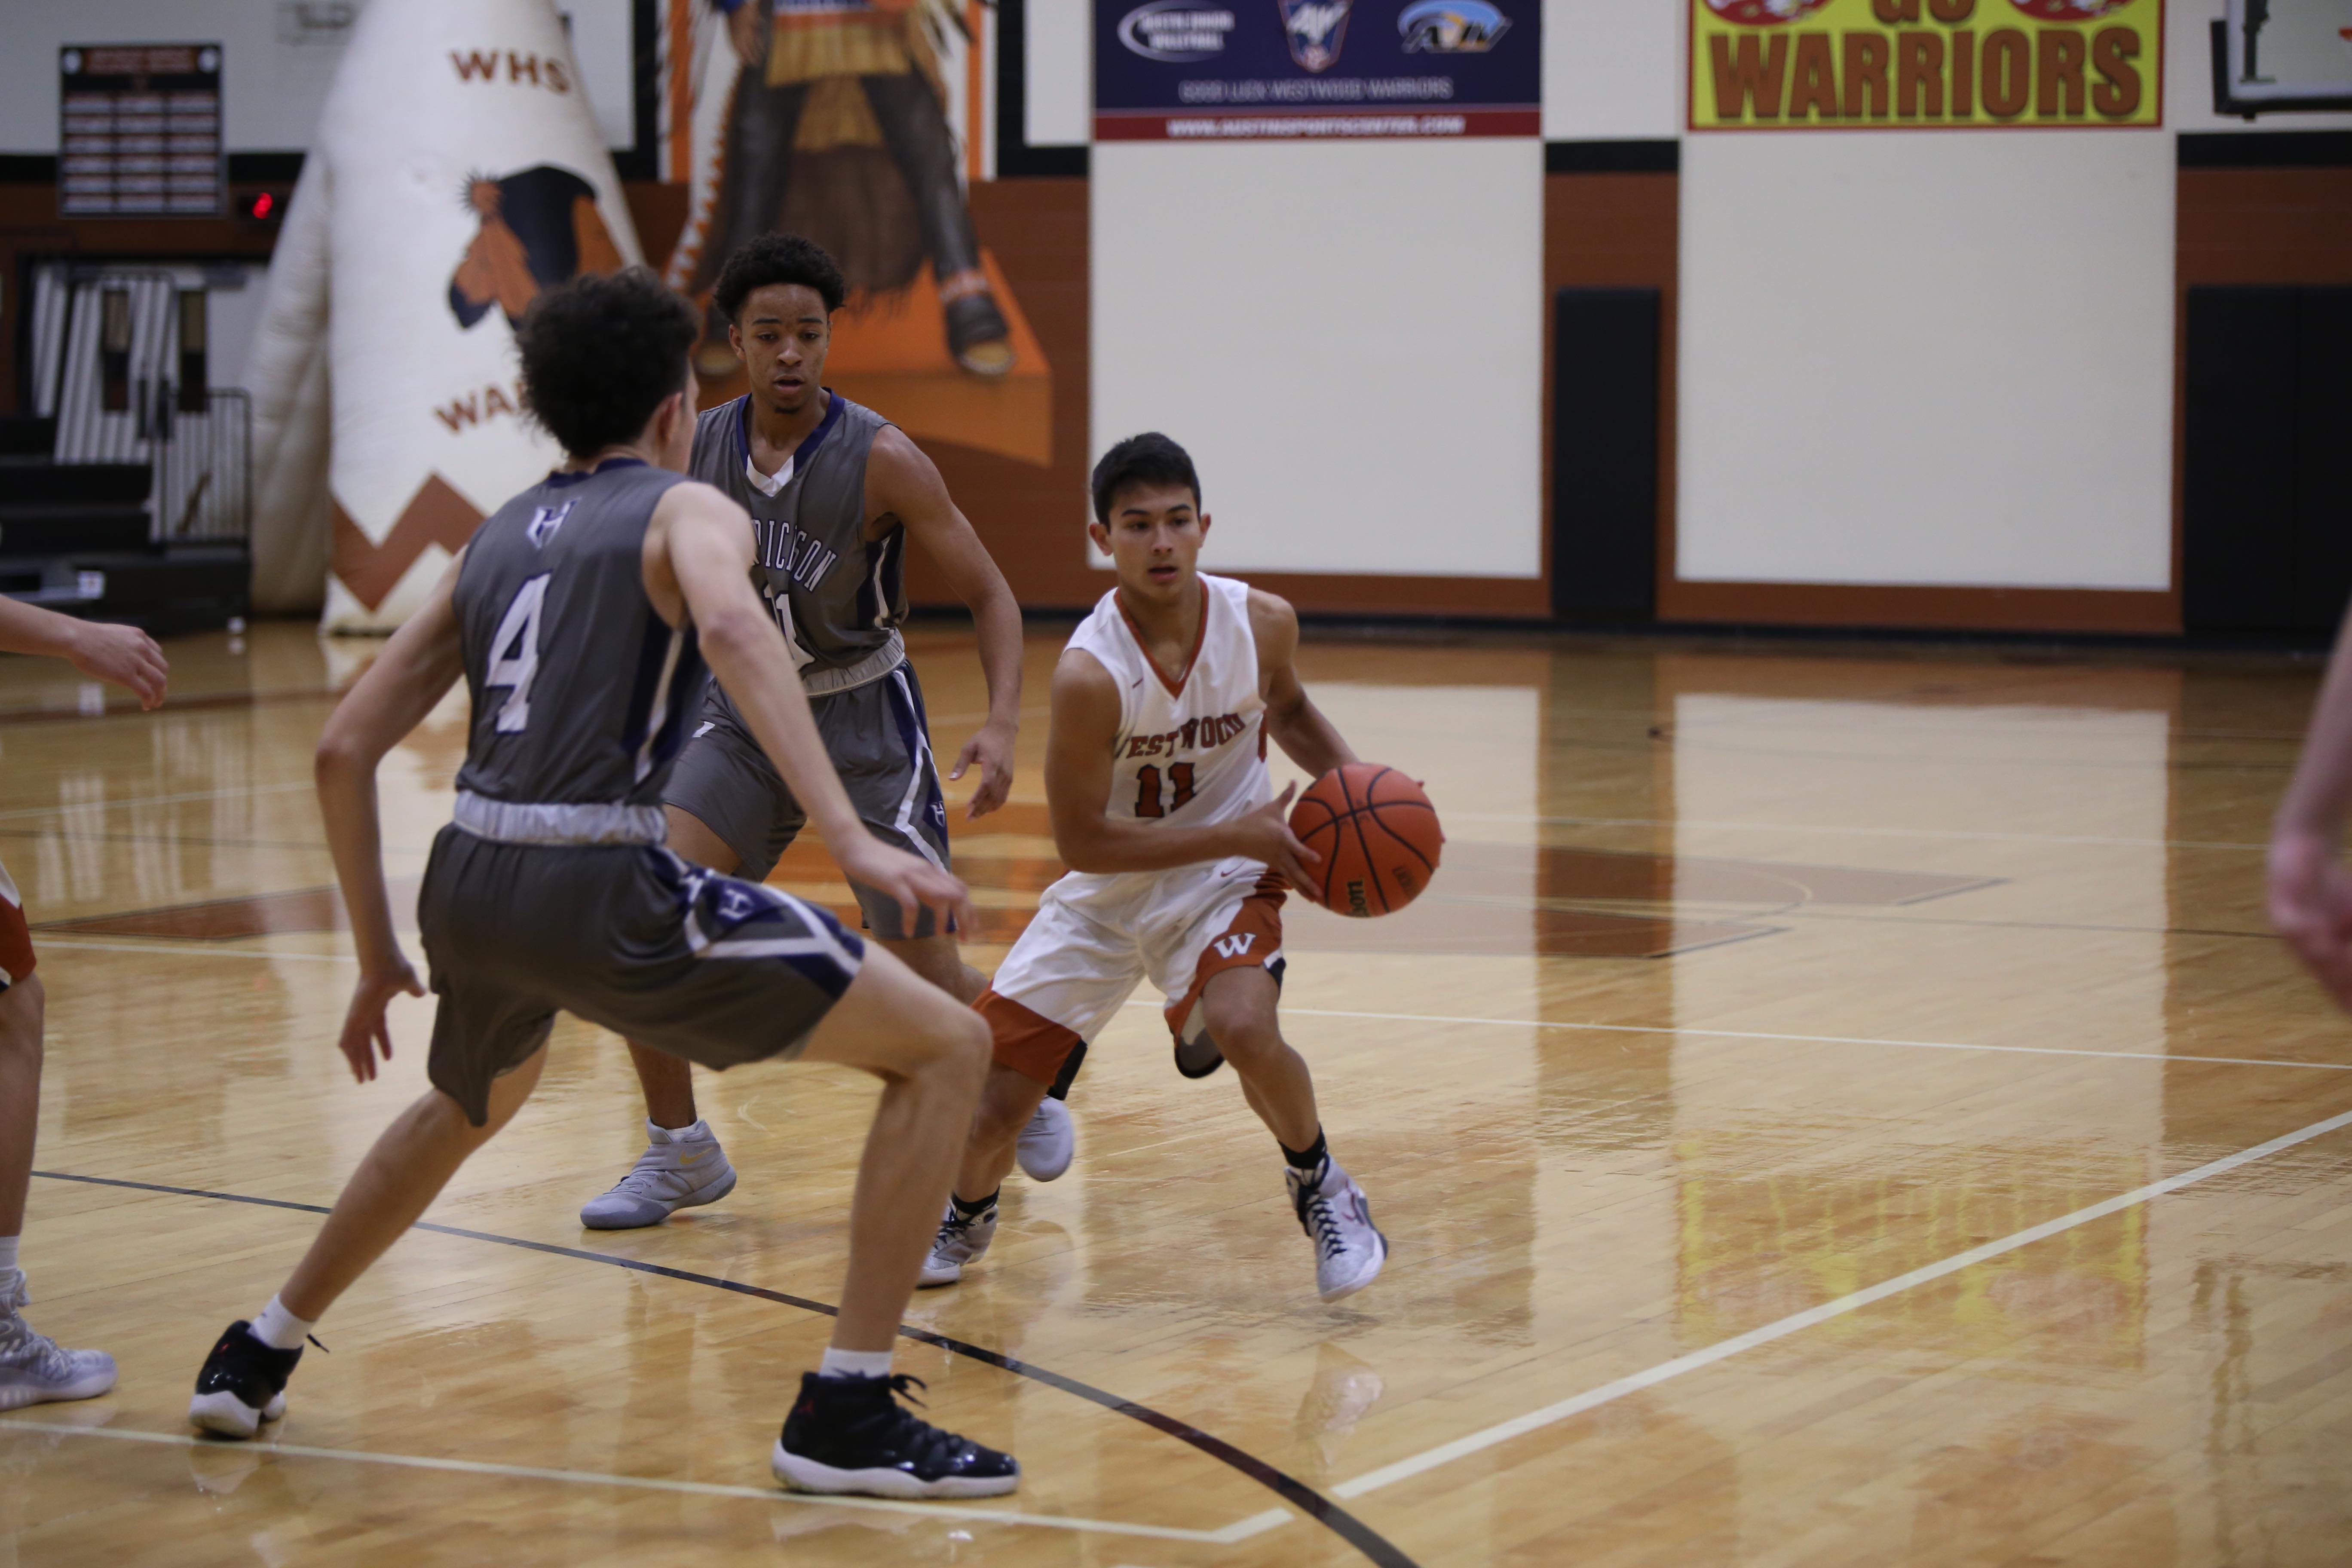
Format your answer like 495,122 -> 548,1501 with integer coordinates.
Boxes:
0,1419 -> 1291,1544
1330,1104 -> 2352,1501
1439,810 -> 2265,853
1272,1006 -> 2352,1075
57,950 -> 2352,1073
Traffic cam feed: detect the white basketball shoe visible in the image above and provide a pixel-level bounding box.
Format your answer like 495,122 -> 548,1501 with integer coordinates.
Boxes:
918,1199 -> 998,1288
0,1271 -> 116,1411
1015,1097 -> 1075,1182
1287,1159 -> 1387,1302
579,1119 -> 738,1230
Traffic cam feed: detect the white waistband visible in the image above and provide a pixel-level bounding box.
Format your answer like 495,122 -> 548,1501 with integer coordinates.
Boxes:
452,791 -> 667,847
802,631 -> 906,698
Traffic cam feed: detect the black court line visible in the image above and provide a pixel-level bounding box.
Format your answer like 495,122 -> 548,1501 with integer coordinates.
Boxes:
32,1169 -> 1418,1568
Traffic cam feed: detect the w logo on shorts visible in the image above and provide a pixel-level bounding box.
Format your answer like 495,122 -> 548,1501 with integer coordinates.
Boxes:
1212,933 -> 1256,961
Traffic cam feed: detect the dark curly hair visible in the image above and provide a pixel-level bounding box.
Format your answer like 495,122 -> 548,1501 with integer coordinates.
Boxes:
1090,432 -> 1201,525
714,233 -> 846,322
514,268 -> 698,458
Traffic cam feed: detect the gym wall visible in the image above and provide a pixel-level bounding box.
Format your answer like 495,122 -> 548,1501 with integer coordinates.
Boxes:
1672,132 -> 2179,628
5,0 -> 2349,632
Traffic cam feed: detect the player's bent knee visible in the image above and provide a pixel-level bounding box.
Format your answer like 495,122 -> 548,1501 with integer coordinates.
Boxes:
1213,1024 -> 1287,1070
935,1009 -> 992,1094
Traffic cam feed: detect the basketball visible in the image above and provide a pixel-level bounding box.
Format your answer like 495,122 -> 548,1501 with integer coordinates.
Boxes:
1288,763 -> 1443,916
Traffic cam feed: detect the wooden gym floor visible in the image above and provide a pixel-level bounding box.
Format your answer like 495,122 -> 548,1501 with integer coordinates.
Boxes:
1,621 -> 2348,1567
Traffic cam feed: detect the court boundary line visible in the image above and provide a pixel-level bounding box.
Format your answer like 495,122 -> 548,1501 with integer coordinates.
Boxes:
1266,1006 -> 2352,1074
1329,1104 -> 2352,1501
29,1170 -> 1388,1565
0,1418 -> 1285,1543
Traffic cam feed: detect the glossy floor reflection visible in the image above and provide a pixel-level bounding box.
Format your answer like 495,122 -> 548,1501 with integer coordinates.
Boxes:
2,624 -> 2349,1566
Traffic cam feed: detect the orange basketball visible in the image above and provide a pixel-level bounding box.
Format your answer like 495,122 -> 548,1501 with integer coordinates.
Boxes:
1288,763 -> 1443,916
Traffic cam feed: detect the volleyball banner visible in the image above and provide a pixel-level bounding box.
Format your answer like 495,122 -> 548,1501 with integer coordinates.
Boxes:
1095,0 -> 1541,141
1688,0 -> 2163,131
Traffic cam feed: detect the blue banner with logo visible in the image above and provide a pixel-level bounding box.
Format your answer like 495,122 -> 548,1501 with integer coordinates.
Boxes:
1095,0 -> 1540,141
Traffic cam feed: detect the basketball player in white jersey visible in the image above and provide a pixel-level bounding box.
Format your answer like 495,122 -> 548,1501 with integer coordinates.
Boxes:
920,432 -> 1387,1302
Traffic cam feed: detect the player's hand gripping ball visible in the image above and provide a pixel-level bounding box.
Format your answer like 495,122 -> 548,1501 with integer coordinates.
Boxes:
1289,764 -> 1443,916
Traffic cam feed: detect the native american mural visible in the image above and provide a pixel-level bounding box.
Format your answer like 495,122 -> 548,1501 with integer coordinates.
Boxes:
662,0 -> 1053,466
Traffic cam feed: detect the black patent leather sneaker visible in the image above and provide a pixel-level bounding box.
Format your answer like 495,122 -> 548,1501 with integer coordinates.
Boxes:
771,1372 -> 1019,1499
189,1321 -> 303,1440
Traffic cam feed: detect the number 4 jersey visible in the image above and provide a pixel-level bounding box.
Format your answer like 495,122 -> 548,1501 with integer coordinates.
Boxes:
450,458 -> 706,812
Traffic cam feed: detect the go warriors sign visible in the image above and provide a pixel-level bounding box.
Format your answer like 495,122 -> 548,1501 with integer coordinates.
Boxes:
1689,0 -> 2163,130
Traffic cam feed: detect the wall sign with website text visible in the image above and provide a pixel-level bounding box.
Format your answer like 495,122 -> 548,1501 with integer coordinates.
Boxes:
1688,0 -> 2162,131
1096,0 -> 1539,141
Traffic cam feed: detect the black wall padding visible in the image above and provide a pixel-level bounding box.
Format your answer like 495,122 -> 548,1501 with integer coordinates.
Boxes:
2184,286 -> 2352,637
2294,291 -> 2352,630
1552,287 -> 1660,622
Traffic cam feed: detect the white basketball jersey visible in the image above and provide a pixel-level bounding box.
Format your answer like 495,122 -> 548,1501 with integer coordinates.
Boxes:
1049,573 -> 1271,917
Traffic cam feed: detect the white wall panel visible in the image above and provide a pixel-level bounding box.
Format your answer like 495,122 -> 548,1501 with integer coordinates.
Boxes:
1026,0 -> 1092,146
1092,138 -> 1544,579
1543,0 -> 1682,141
1678,132 -> 2174,590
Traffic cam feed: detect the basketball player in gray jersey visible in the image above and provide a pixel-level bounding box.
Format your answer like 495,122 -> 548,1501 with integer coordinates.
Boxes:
187,270 -> 1017,1498
577,236 -> 1081,1229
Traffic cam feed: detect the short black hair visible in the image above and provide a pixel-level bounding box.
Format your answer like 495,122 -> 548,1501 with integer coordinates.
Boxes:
515,267 -> 698,458
1090,432 -> 1201,525
714,233 -> 846,322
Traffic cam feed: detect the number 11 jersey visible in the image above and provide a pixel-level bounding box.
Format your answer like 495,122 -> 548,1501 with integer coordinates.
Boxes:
1051,572 -> 1273,924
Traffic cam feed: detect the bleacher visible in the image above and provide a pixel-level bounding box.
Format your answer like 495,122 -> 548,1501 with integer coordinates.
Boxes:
0,413 -> 249,635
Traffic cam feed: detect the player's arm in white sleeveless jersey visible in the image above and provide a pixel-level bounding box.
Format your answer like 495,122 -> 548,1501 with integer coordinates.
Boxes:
1046,646 -> 1318,885
1246,588 -> 1357,780
1045,589 -> 1352,887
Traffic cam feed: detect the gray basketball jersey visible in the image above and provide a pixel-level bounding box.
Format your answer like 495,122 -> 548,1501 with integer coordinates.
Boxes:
688,392 -> 906,687
451,459 -> 705,807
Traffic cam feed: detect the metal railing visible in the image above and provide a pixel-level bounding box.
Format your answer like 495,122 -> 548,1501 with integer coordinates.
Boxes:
151,387 -> 251,545
27,263 -> 252,547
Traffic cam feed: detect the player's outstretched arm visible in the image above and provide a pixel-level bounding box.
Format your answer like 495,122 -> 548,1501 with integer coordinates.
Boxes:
868,427 -> 1023,819
1044,648 -> 1319,885
1248,588 -> 1355,779
315,553 -> 468,1082
2272,599 -> 2352,1011
653,481 -> 971,932
0,597 -> 167,710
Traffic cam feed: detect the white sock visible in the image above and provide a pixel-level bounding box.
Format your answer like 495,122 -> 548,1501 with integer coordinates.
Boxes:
646,1118 -> 710,1144
818,1347 -> 894,1381
250,1295 -> 316,1351
0,1236 -> 18,1275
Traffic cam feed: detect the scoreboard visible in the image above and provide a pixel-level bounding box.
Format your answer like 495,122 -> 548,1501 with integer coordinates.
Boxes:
59,44 -> 224,217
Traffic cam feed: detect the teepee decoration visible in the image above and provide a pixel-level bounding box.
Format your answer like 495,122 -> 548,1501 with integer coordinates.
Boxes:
244,0 -> 641,630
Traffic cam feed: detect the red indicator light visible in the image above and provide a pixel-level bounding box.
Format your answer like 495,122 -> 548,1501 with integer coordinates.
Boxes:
250,191 -> 274,219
